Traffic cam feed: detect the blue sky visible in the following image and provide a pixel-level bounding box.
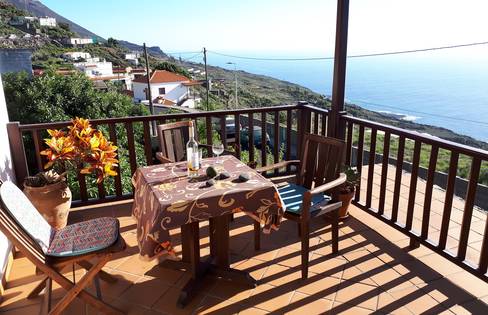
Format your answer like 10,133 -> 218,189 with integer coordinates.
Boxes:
42,0 -> 488,56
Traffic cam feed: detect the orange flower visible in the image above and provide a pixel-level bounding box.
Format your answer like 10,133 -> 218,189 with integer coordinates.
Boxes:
41,117 -> 118,182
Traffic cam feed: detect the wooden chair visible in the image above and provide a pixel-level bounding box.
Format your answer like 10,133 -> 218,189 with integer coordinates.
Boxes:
255,134 -> 347,279
0,181 -> 126,315
156,120 -> 233,164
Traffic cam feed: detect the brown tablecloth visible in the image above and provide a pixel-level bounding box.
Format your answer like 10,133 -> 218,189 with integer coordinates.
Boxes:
132,155 -> 284,259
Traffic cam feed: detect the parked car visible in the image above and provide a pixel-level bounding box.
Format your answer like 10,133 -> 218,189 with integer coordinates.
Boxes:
213,117 -> 242,143
240,125 -> 271,151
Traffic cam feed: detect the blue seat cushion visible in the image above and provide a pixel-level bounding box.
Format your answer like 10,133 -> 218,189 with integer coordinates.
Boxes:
278,183 -> 331,214
46,217 -> 119,257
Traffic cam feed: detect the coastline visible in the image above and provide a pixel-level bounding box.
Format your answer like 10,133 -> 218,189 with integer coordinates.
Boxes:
181,57 -> 488,150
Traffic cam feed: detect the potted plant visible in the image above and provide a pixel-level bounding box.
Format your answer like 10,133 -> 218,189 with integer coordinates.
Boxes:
337,166 -> 360,219
23,118 -> 119,229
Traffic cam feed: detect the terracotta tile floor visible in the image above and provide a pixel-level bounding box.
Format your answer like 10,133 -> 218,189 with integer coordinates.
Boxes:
2,201 -> 488,315
359,164 -> 487,267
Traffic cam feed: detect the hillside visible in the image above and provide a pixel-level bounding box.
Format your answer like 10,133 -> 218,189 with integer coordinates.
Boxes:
5,0 -> 103,41
1,0 -> 486,150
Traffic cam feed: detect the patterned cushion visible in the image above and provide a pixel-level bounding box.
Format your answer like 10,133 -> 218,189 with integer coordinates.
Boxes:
0,182 -> 53,253
47,217 -> 119,257
278,183 -> 331,214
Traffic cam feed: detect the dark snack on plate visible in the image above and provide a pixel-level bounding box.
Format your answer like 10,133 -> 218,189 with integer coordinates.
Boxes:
206,166 -> 218,178
238,173 -> 250,182
219,172 -> 230,180
206,179 -> 215,187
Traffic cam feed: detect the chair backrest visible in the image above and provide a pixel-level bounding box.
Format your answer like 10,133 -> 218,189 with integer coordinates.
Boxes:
0,181 -> 52,255
297,134 -> 345,190
157,120 -> 196,163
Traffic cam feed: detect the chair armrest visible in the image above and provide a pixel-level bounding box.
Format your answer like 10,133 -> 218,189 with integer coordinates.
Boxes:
309,173 -> 347,196
255,160 -> 301,173
156,152 -> 173,164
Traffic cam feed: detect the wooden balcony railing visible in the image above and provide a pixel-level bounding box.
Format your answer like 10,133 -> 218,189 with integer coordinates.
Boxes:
341,115 -> 488,281
5,103 -> 488,282
7,104 -> 305,206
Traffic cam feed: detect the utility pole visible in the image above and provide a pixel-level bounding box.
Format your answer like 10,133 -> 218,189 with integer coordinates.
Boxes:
143,43 -> 156,135
203,47 -> 209,111
226,62 -> 238,109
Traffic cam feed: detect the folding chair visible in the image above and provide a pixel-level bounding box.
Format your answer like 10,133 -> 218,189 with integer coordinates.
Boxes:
0,181 -> 126,315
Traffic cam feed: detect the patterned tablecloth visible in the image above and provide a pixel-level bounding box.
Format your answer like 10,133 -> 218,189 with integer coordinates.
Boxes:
132,155 -> 284,259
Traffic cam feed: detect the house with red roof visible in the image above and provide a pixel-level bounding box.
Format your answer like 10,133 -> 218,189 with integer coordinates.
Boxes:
132,70 -> 191,105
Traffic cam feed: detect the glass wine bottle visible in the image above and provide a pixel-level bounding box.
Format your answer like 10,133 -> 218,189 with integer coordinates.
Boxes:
186,121 -> 200,178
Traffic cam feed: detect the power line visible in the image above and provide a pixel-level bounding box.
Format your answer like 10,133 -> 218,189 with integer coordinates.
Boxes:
208,41 -> 488,61
182,52 -> 203,61
166,50 -> 202,55
347,98 -> 488,126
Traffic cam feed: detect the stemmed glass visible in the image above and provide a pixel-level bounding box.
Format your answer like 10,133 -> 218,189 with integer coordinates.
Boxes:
212,142 -> 224,164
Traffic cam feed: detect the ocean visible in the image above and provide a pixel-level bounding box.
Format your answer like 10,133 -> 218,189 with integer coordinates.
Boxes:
203,47 -> 488,143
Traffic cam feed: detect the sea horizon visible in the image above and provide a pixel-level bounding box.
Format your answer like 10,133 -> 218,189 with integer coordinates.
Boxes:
195,46 -> 488,143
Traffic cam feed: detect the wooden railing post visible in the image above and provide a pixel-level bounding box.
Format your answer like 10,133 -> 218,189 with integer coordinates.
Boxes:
297,101 -> 311,155
6,122 -> 29,186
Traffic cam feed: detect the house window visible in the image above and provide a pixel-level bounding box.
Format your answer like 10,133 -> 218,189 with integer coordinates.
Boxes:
159,87 -> 166,95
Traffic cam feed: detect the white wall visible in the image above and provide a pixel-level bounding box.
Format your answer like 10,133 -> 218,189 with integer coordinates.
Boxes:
132,81 -> 189,103
74,61 -> 113,77
0,75 -> 14,285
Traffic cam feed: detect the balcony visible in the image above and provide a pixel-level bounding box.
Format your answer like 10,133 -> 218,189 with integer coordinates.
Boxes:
2,103 -> 488,314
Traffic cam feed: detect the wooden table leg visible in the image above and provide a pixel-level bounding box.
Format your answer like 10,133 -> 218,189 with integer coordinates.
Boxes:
170,217 -> 256,309
177,222 -> 204,308
209,218 -> 217,258
209,214 -> 257,287
215,215 -> 229,268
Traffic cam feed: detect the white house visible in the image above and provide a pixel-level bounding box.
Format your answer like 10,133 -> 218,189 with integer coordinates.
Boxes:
124,52 -> 140,66
64,38 -> 93,46
39,17 -> 56,27
73,60 -> 113,78
132,70 -> 190,105
125,52 -> 140,60
62,51 -> 91,61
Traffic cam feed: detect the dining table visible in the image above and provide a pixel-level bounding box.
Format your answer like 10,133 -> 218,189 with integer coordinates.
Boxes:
131,155 -> 284,307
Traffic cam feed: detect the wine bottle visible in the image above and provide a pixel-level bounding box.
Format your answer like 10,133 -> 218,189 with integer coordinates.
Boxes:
186,121 -> 200,178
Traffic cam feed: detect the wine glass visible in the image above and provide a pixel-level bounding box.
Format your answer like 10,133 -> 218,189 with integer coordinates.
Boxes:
212,142 -> 224,164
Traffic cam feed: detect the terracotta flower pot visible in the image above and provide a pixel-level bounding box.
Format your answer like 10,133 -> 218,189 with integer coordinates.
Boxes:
23,181 -> 72,230
338,189 -> 355,220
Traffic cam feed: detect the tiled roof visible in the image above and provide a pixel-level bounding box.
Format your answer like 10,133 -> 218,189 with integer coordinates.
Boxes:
133,70 -> 189,84
153,96 -> 176,105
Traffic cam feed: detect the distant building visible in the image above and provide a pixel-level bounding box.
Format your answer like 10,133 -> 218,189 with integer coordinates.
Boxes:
63,38 -> 93,46
62,51 -> 91,61
8,17 -> 40,35
124,52 -> 140,60
124,52 -> 140,66
73,60 -> 113,78
132,70 -> 191,105
0,49 -> 33,75
39,17 -> 56,27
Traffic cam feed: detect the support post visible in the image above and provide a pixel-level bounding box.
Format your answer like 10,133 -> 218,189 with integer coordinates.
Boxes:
143,43 -> 157,136
296,101 -> 311,156
203,47 -> 210,111
327,0 -> 350,140
6,122 -> 27,186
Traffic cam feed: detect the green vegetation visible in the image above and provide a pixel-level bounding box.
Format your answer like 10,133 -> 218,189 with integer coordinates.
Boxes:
31,42 -> 132,69
154,61 -> 190,78
351,128 -> 488,185
2,71 -> 150,198
0,1 -> 28,36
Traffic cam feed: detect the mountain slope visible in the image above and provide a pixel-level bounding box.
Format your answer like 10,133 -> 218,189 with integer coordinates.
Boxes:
118,40 -> 167,58
5,0 -> 104,41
